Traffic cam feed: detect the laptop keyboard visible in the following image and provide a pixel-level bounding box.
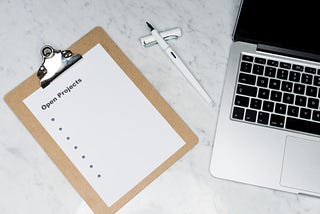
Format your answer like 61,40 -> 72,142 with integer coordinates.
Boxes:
232,53 -> 320,136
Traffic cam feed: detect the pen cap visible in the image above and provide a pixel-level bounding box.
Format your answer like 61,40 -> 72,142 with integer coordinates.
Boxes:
140,28 -> 182,47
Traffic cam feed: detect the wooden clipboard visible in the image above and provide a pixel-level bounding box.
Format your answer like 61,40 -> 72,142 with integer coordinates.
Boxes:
4,26 -> 198,214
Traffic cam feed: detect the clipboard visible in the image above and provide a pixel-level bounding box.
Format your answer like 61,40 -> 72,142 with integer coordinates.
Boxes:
4,26 -> 198,214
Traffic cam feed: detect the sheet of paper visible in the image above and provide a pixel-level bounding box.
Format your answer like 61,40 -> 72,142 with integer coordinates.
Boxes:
23,44 -> 185,206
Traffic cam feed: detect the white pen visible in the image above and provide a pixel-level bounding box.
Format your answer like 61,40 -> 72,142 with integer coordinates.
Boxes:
146,22 -> 214,107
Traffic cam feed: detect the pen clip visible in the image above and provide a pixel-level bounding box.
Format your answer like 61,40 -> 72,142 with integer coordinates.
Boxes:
140,28 -> 182,47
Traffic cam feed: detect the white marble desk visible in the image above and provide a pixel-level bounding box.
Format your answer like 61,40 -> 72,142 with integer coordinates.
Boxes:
1,0 -> 320,213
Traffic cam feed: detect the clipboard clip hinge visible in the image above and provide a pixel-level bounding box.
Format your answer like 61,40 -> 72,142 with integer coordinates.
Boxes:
37,45 -> 82,88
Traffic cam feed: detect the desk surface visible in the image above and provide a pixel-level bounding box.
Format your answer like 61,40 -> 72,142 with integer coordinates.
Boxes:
1,0 -> 320,213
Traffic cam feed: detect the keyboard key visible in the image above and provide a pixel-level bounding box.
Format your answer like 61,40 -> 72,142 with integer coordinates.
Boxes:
242,55 -> 254,62
265,67 -> 276,77
269,79 -> 281,90
250,98 -> 262,109
257,112 -> 270,125
270,114 -> 285,128
293,83 -> 305,94
289,71 -> 300,82
305,67 -> 316,74
283,93 -> 294,104
277,69 -> 288,80
286,117 -> 320,136
258,88 -> 270,99
237,84 -> 258,97
263,101 -> 274,112
314,76 -> 320,86
270,90 -> 282,102
245,109 -> 257,122
257,76 -> 268,87
295,95 -> 307,106
253,64 -> 264,75
281,81 -> 293,92
234,95 -> 250,107
275,103 -> 287,115
306,86 -> 318,97
300,108 -> 311,119
307,97 -> 319,109
280,62 -> 291,69
238,73 -> 256,85
232,107 -> 245,120
312,110 -> 320,121
292,64 -> 304,71
288,105 -> 299,117
318,69 -> 320,75
240,62 -> 252,73
255,57 -> 266,64
301,73 -> 312,84
267,59 -> 279,67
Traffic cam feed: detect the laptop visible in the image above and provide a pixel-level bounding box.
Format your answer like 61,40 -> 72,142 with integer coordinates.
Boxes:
210,0 -> 320,197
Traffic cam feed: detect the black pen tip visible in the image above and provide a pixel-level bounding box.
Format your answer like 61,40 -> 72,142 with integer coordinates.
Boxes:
146,21 -> 154,31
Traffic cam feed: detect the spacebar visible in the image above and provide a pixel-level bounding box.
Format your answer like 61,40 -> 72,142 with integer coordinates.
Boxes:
286,117 -> 320,136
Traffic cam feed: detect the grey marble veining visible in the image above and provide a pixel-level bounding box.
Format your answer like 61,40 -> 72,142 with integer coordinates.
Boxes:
1,0 -> 320,213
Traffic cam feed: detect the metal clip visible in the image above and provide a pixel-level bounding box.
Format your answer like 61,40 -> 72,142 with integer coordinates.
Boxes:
37,45 -> 82,88
140,28 -> 182,47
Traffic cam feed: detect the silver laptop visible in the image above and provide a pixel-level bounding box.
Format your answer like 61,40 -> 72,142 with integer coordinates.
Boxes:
210,0 -> 320,197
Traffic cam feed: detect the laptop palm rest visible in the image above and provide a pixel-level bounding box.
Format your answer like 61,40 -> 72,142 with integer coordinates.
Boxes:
280,136 -> 320,194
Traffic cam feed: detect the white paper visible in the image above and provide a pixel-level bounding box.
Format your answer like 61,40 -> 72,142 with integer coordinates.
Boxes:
23,44 -> 185,206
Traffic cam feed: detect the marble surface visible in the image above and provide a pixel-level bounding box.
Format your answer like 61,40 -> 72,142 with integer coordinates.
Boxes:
0,0 -> 320,213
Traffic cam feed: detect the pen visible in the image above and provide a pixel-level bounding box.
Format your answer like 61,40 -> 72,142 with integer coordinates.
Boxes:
146,22 -> 214,107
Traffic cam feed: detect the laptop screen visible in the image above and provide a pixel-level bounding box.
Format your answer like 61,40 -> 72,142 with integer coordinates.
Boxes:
234,0 -> 320,56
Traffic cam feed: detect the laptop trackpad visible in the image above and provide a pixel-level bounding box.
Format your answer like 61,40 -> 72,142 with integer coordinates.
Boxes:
280,136 -> 320,194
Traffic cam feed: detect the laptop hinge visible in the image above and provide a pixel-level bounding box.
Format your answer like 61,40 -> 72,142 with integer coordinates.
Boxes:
257,44 -> 320,63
